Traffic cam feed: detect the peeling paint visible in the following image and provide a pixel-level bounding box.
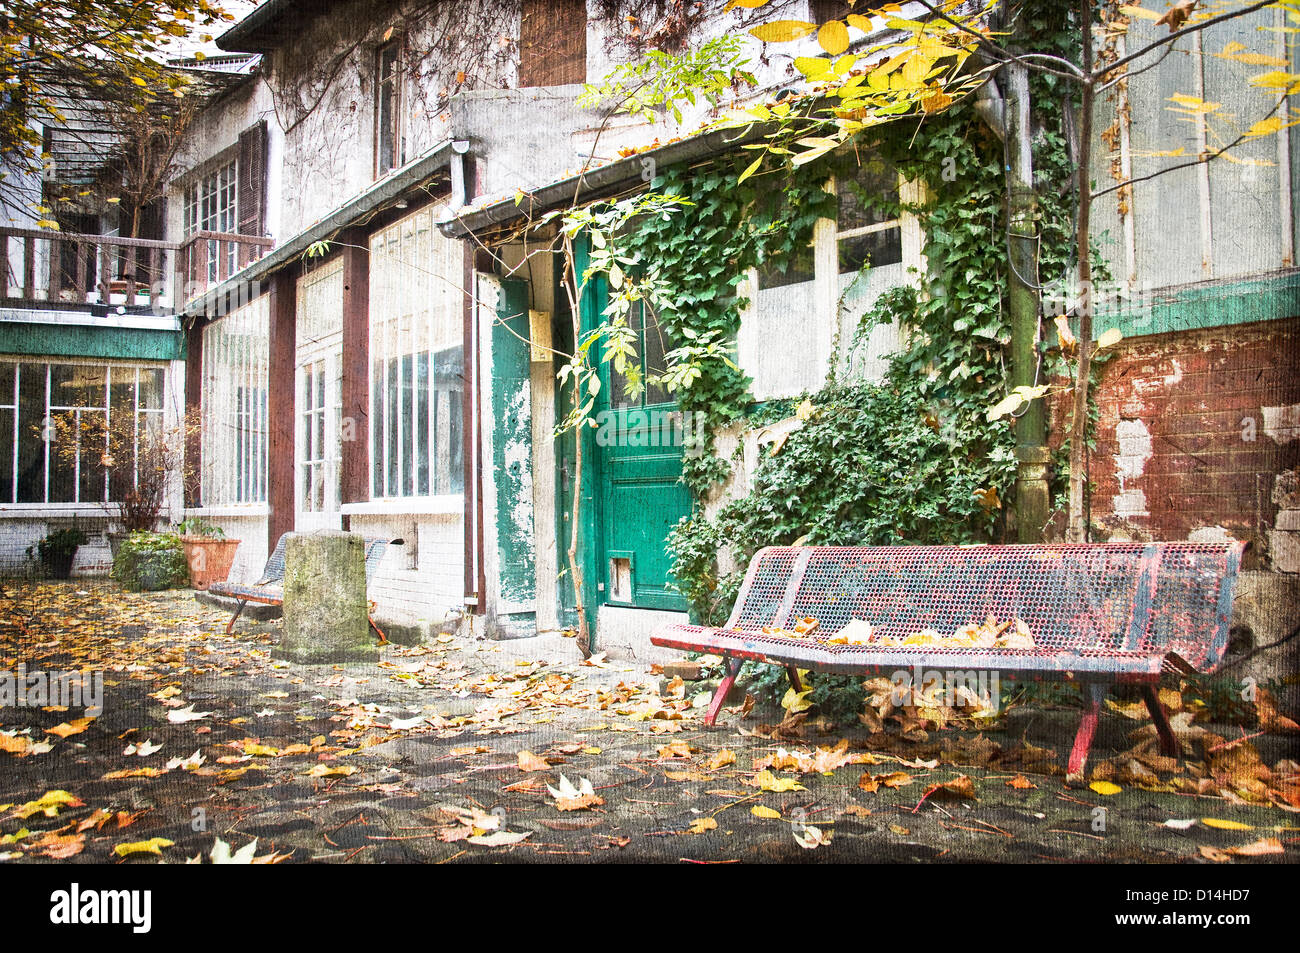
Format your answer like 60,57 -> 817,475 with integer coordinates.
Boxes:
1112,418 -> 1152,519
1187,525 -> 1235,544
1261,403 -> 1300,444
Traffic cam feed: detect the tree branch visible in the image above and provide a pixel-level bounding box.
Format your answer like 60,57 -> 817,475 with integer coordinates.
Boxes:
1094,0 -> 1274,81
1090,91 -> 1288,200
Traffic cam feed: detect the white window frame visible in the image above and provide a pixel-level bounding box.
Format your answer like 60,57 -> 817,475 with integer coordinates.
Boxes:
368,208 -> 463,504
295,261 -> 344,527
201,296 -> 269,506
184,158 -> 238,283
0,359 -> 166,506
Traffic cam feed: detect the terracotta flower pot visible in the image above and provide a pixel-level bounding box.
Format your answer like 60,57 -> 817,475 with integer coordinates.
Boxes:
180,537 -> 240,590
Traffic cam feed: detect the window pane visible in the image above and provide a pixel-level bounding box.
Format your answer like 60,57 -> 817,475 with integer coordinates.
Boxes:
50,364 -> 106,409
78,409 -> 107,503
435,346 -> 463,495
416,352 -> 429,496
0,408 -> 13,504
757,243 -> 815,290
839,229 -> 902,272
17,363 -> 46,502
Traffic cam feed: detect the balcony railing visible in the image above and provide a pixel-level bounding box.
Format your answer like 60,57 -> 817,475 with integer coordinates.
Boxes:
176,230 -> 275,301
1,226 -> 274,313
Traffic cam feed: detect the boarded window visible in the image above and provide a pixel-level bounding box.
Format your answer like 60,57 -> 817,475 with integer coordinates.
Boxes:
237,120 -> 268,265
375,42 -> 402,176
519,0 -> 586,87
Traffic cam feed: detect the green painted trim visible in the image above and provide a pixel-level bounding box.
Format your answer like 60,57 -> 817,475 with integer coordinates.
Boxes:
491,278 -> 537,611
1094,270 -> 1300,340
0,321 -> 182,361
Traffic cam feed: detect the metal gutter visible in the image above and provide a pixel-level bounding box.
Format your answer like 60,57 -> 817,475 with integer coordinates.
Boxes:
183,139 -> 462,318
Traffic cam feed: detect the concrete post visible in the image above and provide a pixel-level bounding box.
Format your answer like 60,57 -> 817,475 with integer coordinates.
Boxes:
275,531 -> 376,664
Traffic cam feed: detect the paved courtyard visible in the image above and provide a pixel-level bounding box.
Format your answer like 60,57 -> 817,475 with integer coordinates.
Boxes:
0,581 -> 1296,864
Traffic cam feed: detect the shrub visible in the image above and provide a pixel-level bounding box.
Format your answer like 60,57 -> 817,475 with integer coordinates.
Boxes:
111,531 -> 189,591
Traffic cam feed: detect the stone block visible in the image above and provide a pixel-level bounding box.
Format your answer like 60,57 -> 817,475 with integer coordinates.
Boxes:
275,532 -> 377,664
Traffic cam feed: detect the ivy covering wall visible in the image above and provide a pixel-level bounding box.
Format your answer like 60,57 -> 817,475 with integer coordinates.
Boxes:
630,85 -> 1081,628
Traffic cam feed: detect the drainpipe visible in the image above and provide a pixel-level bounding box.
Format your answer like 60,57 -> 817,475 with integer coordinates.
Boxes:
1003,61 -> 1051,542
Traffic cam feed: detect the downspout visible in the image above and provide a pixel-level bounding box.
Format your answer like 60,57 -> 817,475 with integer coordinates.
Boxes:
449,140 -> 486,616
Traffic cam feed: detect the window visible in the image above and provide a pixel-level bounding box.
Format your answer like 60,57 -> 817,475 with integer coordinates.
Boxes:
375,41 -> 403,177
836,159 -> 902,272
202,297 -> 269,505
184,159 -> 238,283
369,209 -> 464,499
295,263 -> 344,518
519,0 -> 587,87
0,361 -> 165,505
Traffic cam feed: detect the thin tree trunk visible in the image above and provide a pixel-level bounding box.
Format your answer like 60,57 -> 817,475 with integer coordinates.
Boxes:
561,234 -> 591,658
1068,0 -> 1096,544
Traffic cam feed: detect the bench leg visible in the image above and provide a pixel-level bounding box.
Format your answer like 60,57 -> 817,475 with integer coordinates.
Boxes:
786,666 -> 805,693
704,658 -> 742,727
225,600 -> 247,635
1066,683 -> 1108,782
1141,684 -> 1178,756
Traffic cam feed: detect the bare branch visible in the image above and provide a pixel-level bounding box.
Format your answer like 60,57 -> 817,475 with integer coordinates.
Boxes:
1094,0 -> 1274,81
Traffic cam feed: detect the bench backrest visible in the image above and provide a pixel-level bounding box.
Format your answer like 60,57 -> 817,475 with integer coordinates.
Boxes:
728,543 -> 1244,673
256,534 -> 393,587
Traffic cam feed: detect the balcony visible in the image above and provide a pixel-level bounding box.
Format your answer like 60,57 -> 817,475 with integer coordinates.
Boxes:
1,226 -> 274,314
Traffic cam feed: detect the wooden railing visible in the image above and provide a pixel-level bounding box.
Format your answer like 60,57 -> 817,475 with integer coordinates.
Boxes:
0,226 -> 274,312
176,230 -> 275,300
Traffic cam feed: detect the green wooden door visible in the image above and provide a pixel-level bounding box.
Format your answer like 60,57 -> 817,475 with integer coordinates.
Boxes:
594,295 -> 691,612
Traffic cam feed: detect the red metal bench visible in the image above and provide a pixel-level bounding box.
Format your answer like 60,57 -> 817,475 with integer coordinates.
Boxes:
651,542 -> 1245,779
209,534 -> 400,643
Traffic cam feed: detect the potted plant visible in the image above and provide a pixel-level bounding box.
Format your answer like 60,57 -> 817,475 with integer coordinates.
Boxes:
26,527 -> 89,579
176,517 -> 240,590
110,531 -> 189,592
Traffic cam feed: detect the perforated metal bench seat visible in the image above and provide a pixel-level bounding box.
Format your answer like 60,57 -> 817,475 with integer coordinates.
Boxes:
209,534 -> 398,642
651,542 -> 1245,779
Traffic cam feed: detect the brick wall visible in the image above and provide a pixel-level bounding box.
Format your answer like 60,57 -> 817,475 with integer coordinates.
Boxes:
1055,317 -> 1300,568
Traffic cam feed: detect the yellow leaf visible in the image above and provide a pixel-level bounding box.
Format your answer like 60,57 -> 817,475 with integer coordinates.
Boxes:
1250,70 -> 1300,90
1096,327 -> 1123,349
750,770 -> 805,792
723,0 -> 768,8
1201,817 -> 1254,831
243,743 -> 279,757
516,750 -> 550,772
781,686 -> 814,713
1248,116 -> 1284,137
737,155 -> 763,185
1118,4 -> 1161,20
1222,52 -> 1289,67
46,717 -> 93,738
818,19 -> 849,55
751,805 -> 782,819
13,790 -> 83,819
1090,781 -> 1122,796
306,764 -> 357,777
750,20 -> 817,43
114,837 -> 173,858
794,56 -> 831,79
846,14 -> 874,32
1220,41 -> 1247,55
688,816 -> 718,834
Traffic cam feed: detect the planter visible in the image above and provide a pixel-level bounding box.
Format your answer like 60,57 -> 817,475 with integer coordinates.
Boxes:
107,532 -> 130,560
41,549 -> 77,580
181,537 -> 240,590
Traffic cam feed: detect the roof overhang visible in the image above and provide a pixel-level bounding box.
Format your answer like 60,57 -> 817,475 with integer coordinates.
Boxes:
216,0 -> 331,53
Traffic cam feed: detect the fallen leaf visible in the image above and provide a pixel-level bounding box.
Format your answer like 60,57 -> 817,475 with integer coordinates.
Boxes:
751,805 -> 781,819
1224,837 -> 1283,857
688,816 -> 717,835
46,717 -> 94,738
793,824 -> 831,848
750,770 -> 805,792
1090,781 -> 1123,796
167,705 -> 213,723
1201,817 -> 1253,831
467,830 -> 532,847
1008,775 -> 1037,789
113,837 -> 173,858
305,764 -> 357,777
516,750 -> 550,772
12,790 -> 83,819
